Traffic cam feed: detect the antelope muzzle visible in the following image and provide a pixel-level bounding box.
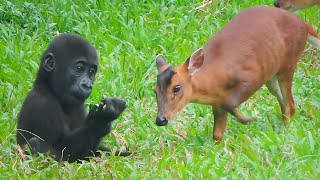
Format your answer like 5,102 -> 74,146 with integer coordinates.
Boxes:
156,115 -> 168,126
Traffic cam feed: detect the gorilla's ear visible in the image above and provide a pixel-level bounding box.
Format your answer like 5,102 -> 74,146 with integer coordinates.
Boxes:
43,53 -> 56,72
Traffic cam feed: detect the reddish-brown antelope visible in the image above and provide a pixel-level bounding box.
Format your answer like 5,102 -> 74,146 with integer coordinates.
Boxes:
154,6 -> 320,143
274,0 -> 320,10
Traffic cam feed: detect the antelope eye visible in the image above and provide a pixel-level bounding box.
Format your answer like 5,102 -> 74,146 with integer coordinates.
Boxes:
173,85 -> 181,93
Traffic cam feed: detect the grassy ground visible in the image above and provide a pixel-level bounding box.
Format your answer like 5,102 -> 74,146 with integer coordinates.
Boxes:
0,0 -> 319,179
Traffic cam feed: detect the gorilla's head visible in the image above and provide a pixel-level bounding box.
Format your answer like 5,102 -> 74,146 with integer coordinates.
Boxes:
38,34 -> 98,105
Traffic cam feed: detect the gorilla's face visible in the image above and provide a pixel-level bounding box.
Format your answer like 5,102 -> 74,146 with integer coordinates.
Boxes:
42,34 -> 99,105
51,55 -> 98,105
68,58 -> 98,101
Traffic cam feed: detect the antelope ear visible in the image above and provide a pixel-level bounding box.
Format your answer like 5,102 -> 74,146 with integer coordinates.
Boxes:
156,54 -> 170,73
187,48 -> 204,74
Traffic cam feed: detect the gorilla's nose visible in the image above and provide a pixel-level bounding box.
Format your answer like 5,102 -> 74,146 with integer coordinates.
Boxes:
79,79 -> 93,98
156,116 -> 168,126
81,79 -> 92,90
81,83 -> 92,89
274,1 -> 280,7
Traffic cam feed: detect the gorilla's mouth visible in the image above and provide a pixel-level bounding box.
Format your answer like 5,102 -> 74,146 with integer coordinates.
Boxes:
71,90 -> 91,102
76,92 -> 91,100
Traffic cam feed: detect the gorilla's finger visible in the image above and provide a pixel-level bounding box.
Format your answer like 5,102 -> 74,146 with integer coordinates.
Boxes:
112,98 -> 127,108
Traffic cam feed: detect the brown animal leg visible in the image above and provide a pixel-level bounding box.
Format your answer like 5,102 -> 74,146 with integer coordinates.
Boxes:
267,71 -> 295,125
223,83 -> 258,124
228,110 -> 256,124
212,107 -> 228,143
277,72 -> 295,125
266,76 -> 286,120
266,76 -> 283,101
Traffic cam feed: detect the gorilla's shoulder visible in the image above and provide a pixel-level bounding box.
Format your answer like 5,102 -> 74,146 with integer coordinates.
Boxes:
22,89 -> 62,114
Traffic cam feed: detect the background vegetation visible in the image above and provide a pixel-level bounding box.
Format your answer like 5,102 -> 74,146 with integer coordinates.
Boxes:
0,0 -> 319,179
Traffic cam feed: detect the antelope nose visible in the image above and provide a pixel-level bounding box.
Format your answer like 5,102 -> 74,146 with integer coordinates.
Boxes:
156,116 -> 168,126
274,1 -> 280,7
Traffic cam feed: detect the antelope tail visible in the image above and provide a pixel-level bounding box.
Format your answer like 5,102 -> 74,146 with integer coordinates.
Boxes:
306,24 -> 320,49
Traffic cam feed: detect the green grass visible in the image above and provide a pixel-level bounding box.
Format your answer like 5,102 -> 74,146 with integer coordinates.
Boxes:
0,0 -> 319,179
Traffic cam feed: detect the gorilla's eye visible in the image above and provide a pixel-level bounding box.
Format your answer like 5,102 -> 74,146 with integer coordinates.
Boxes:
89,69 -> 96,76
76,65 -> 85,73
173,85 -> 181,94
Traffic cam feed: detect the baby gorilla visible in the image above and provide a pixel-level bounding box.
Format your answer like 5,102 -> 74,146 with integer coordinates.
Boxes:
17,34 -> 130,162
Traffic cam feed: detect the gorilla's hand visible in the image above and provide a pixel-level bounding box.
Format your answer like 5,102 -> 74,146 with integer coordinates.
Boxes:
89,97 -> 127,123
99,97 -> 127,121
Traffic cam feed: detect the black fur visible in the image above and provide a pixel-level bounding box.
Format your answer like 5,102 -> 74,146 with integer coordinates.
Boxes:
157,66 -> 175,91
17,34 -> 130,162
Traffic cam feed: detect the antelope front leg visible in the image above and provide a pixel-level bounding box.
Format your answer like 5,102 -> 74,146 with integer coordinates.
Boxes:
212,107 -> 228,144
228,109 -> 256,124
223,82 -> 258,124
